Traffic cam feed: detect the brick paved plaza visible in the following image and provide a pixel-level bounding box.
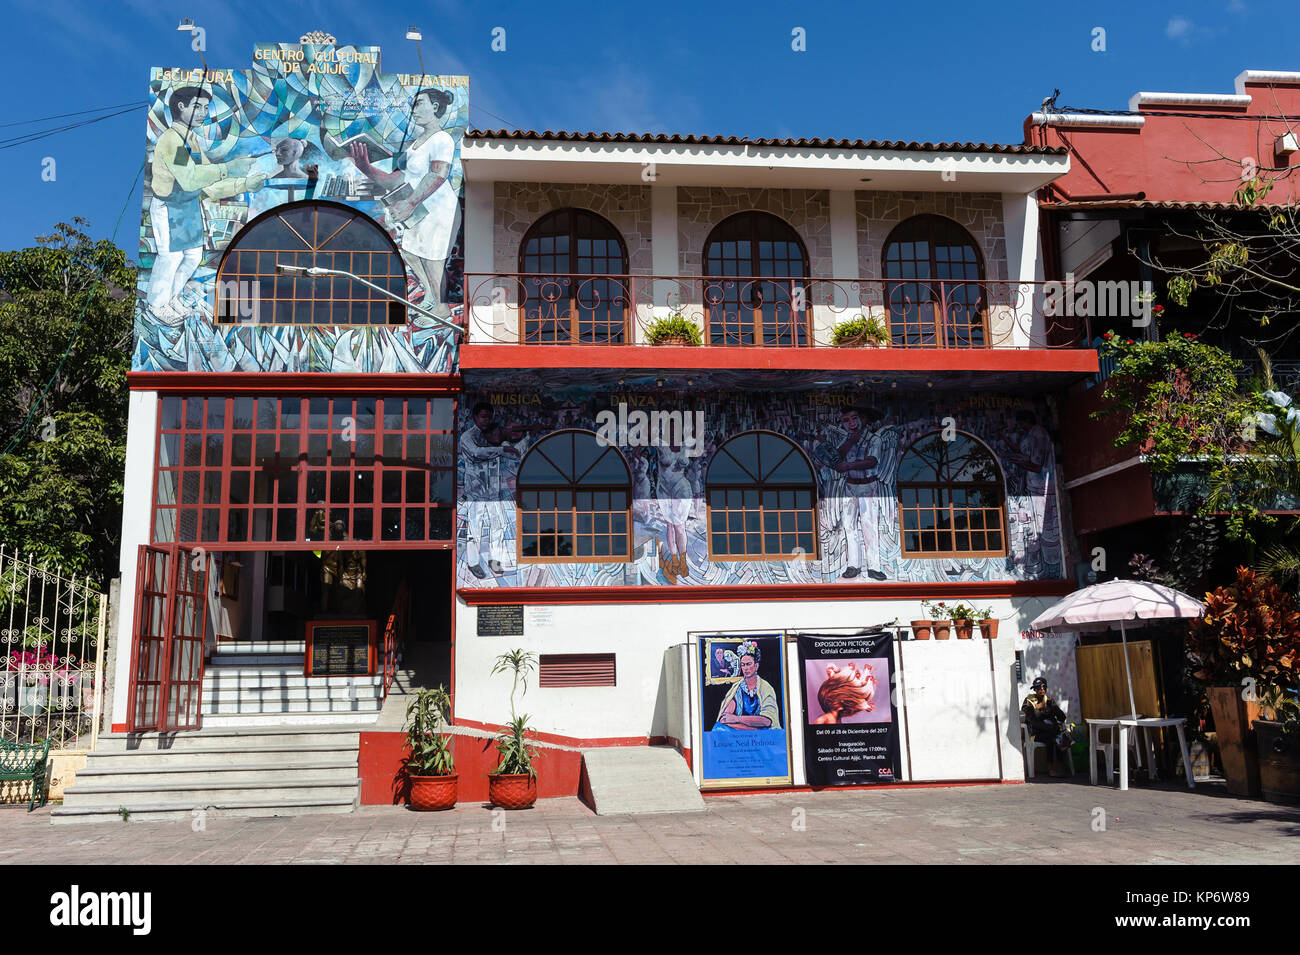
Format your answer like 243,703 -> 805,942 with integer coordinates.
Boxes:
3,778 -> 1297,865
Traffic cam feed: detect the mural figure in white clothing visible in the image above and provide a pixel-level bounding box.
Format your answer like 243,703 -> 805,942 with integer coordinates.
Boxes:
347,88 -> 460,315
1000,408 -> 1061,577
831,407 -> 888,581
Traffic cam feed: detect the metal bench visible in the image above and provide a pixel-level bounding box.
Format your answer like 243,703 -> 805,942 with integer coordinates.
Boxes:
0,739 -> 51,811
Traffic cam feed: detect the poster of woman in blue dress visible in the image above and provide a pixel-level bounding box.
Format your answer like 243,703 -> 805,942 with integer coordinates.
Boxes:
698,634 -> 791,788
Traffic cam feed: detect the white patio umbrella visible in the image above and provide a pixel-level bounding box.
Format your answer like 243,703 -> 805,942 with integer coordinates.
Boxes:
1029,579 -> 1205,718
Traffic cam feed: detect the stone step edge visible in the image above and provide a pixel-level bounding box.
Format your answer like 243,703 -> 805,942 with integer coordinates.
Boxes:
75,760 -> 358,776
66,777 -> 360,795
89,743 -> 359,757
97,725 -> 370,739
51,796 -> 355,816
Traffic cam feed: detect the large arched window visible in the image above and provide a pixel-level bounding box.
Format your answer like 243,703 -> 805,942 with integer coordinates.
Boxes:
216,201 -> 408,326
704,212 -> 810,347
897,431 -> 1005,558
882,215 -> 986,348
519,208 -> 629,345
516,430 -> 632,561
706,431 -> 817,560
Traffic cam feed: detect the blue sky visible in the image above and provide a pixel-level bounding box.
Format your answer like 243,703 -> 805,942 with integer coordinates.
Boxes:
1,0 -> 1297,252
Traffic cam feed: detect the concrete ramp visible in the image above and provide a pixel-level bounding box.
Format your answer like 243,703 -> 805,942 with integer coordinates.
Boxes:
580,746 -> 705,815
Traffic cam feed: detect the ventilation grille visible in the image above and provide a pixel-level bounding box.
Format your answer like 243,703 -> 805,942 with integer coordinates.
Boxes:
539,653 -> 616,688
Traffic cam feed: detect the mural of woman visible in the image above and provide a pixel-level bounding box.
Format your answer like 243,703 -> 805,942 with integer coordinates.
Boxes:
347,87 -> 459,315
812,662 -> 876,724
655,441 -> 694,583
715,642 -> 782,730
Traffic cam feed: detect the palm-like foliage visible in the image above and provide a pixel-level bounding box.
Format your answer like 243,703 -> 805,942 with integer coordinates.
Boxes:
490,649 -> 539,777
403,685 -> 455,776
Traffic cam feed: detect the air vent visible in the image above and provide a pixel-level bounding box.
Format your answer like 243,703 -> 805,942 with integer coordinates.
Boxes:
539,653 -> 616,688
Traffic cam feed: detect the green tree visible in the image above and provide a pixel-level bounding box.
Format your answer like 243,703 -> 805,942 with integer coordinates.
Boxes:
0,219 -> 134,582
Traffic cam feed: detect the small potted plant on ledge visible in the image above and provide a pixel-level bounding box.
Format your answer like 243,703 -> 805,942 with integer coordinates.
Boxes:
831,313 -> 890,348
645,312 -> 703,346
948,602 -> 980,639
976,607 -> 999,640
403,685 -> 457,811
920,600 -> 952,640
489,648 -> 541,810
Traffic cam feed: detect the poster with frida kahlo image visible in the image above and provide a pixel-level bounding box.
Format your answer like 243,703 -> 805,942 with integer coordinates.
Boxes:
697,633 -> 791,788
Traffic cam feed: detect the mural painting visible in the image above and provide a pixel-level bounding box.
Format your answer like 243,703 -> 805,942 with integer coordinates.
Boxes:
457,374 -> 1066,590
135,37 -> 467,374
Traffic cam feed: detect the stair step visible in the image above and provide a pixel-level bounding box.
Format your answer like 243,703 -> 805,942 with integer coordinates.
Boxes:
202,669 -> 381,686
76,758 -> 356,777
63,780 -> 359,807
200,713 -> 379,728
212,641 -> 306,654
201,686 -> 383,702
94,727 -> 365,751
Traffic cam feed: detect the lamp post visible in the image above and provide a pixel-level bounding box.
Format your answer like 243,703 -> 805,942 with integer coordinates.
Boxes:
275,263 -> 464,336
176,17 -> 208,72
405,26 -> 425,79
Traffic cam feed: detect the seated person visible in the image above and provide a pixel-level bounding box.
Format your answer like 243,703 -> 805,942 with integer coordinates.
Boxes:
1022,677 -> 1072,776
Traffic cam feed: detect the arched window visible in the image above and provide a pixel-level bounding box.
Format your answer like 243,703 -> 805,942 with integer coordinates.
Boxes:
703,212 -> 810,347
519,208 -> 629,344
516,430 -> 631,561
882,215 -> 986,348
706,431 -> 817,560
897,431 -> 1005,558
216,201 -> 408,326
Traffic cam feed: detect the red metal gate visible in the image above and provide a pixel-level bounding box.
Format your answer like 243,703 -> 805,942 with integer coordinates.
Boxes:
126,545 -> 209,732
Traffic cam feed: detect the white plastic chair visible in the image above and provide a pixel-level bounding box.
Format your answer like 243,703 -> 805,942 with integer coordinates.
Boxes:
1089,714 -> 1145,783
1021,703 -> 1076,778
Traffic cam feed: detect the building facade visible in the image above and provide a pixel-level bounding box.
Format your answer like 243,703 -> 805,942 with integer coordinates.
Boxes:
96,34 -> 1105,813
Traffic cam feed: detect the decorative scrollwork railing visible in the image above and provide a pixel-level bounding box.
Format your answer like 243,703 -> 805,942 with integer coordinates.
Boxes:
462,273 -> 1091,350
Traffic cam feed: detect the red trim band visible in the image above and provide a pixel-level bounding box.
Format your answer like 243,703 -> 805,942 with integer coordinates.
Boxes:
457,579 -> 1077,605
448,718 -> 669,750
460,344 -> 1099,374
128,371 -> 461,395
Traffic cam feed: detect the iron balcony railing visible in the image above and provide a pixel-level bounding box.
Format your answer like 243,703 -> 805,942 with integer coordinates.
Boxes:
462,273 -> 1092,349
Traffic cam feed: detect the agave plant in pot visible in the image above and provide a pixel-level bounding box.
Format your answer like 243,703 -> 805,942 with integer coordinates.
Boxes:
489,648 -> 541,809
403,685 -> 457,811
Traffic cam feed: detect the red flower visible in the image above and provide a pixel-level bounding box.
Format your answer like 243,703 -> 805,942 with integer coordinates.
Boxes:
1125,339 -> 1135,344
1102,331 -> 1113,339
1153,304 -> 1165,313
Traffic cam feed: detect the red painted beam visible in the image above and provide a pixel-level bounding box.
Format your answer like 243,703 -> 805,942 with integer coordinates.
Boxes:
457,580 -> 1078,606
459,344 -> 1099,374
128,371 -> 461,394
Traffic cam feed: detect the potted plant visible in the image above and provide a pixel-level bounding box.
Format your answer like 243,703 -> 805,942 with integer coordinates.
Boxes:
910,618 -> 933,640
976,607 -> 999,640
403,685 -> 457,811
831,313 -> 890,348
1186,567 -> 1300,797
947,602 -> 980,639
1254,690 -> 1300,805
488,649 -> 541,810
920,600 -> 952,640
645,313 -> 702,346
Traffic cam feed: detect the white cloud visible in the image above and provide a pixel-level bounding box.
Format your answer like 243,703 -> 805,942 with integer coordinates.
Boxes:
1165,16 -> 1195,40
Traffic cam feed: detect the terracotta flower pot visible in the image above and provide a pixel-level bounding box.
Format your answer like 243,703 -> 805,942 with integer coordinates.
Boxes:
1254,720 -> 1300,805
1207,686 -> 1261,797
953,619 -> 974,639
652,334 -> 696,346
932,621 -> 951,640
978,618 -> 999,639
489,772 -> 538,810
409,773 -> 458,811
910,619 -> 933,640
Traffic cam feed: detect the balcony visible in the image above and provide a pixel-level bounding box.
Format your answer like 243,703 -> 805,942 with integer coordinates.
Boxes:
458,273 -> 1099,384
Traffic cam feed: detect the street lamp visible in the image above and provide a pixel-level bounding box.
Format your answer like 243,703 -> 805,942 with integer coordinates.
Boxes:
176,17 -> 208,71
275,263 -> 463,336
406,26 -> 425,78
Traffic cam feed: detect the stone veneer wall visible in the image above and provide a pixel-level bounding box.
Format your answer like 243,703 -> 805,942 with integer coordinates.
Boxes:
855,192 -> 1008,281
676,188 -> 832,275
493,182 -> 653,274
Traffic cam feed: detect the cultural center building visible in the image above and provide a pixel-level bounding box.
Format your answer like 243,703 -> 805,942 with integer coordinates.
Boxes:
62,32 -> 1101,820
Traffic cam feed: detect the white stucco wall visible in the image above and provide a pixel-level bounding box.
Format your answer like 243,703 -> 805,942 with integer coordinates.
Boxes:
110,389 -> 159,726
455,594 -> 1065,781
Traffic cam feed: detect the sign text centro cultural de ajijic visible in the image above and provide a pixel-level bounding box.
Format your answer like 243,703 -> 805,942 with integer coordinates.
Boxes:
136,36 -> 467,375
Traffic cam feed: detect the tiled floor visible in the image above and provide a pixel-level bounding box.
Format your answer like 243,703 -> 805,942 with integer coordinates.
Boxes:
3,778 -> 1297,865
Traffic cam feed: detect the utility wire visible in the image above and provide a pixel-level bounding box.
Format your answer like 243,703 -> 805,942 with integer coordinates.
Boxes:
0,101 -> 147,129
0,105 -> 142,151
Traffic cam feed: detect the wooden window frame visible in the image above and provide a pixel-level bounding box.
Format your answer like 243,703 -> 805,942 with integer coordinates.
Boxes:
151,394 -> 456,551
703,212 -> 811,347
881,214 -> 987,349
705,430 -> 819,562
518,208 -> 630,345
214,200 -> 408,328
515,429 -> 633,564
896,431 -> 1007,560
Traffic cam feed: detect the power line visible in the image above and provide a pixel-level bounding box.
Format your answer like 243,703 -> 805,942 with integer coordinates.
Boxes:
0,105 -> 142,151
0,101 -> 146,130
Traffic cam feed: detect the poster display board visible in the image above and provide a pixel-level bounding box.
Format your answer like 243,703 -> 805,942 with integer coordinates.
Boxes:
697,633 -> 792,788
797,631 -> 902,785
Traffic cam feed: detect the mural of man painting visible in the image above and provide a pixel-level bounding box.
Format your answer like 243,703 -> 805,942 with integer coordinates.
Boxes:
831,407 -> 888,581
1001,408 -> 1061,576
146,86 -> 267,318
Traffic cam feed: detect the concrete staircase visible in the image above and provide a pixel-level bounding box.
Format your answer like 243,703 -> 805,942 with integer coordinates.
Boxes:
374,644 -> 452,729
579,746 -> 706,815
201,641 -> 382,726
52,726 -> 364,824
